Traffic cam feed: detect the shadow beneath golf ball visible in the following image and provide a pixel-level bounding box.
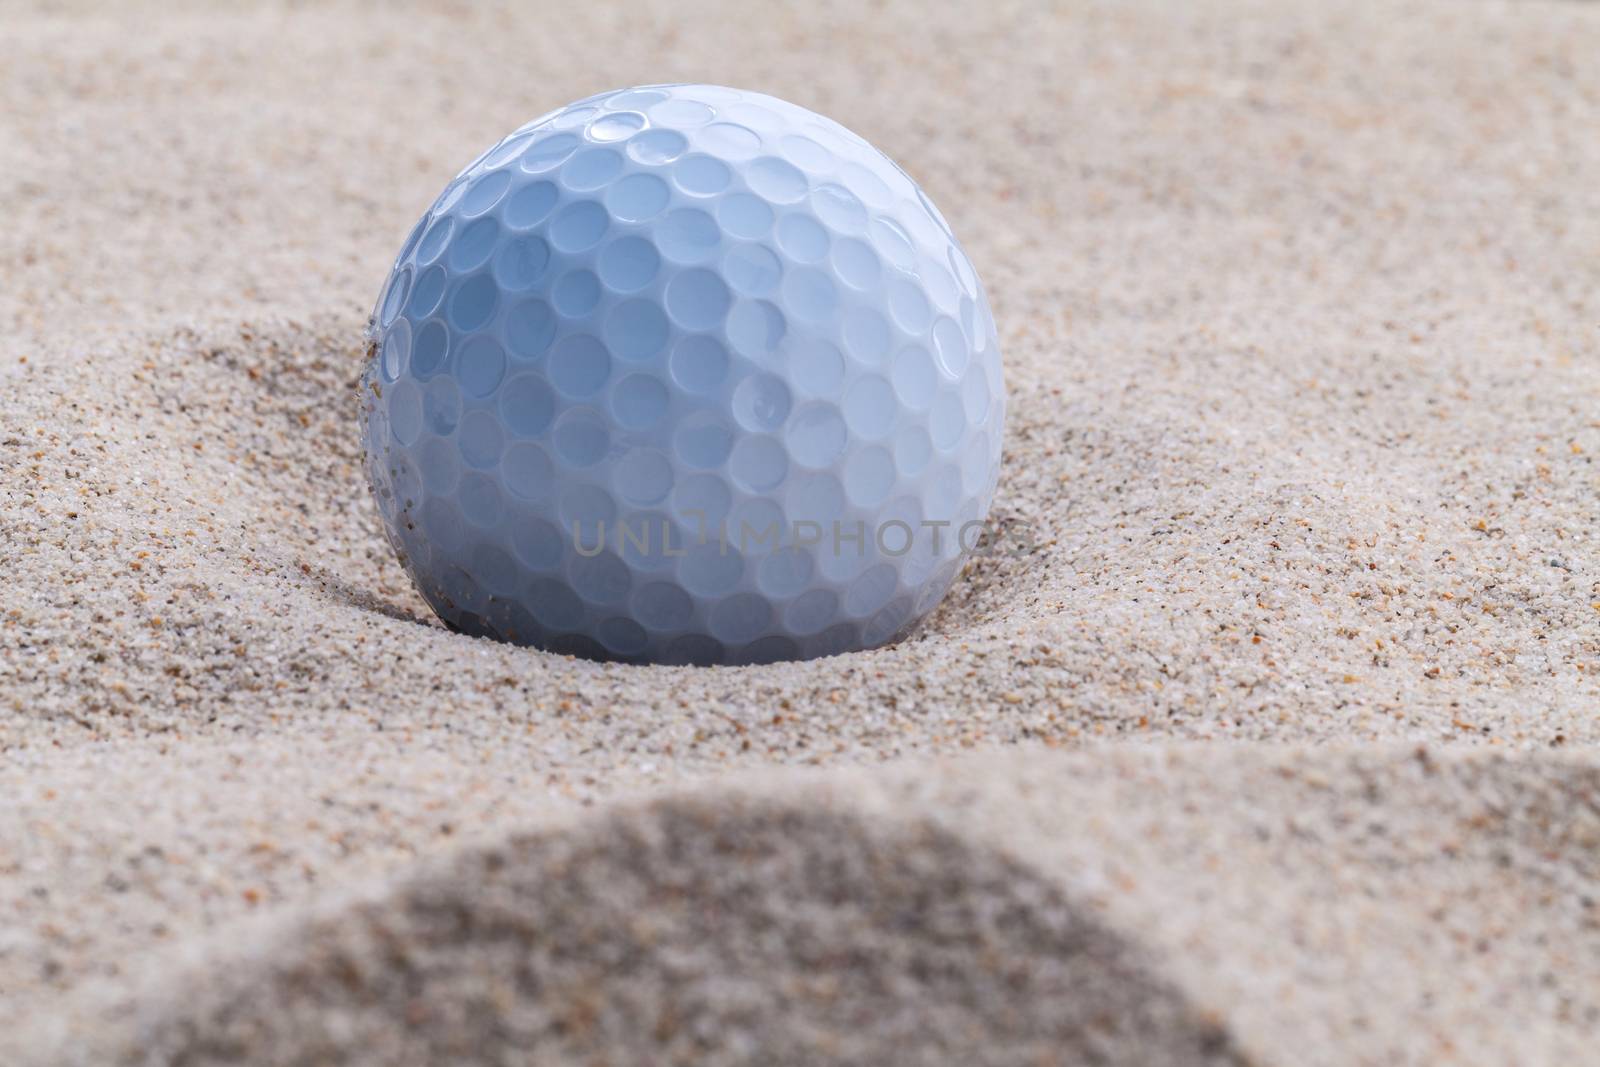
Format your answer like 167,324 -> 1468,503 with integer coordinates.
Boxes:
324,571 -> 437,629
272,551 -> 439,631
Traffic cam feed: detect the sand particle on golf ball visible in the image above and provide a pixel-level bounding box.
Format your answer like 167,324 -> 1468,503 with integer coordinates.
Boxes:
360,84 -> 1005,665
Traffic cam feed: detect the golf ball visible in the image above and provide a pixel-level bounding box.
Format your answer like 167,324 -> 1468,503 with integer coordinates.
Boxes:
360,84 -> 1005,665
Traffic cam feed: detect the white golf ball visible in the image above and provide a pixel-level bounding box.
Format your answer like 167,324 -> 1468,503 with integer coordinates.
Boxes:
361,84 -> 1005,664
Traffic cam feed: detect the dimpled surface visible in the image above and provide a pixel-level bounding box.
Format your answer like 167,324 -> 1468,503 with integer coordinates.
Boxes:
360,84 -> 1004,665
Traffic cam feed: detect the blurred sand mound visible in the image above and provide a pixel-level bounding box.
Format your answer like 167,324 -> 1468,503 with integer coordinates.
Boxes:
29,746 -> 1600,1066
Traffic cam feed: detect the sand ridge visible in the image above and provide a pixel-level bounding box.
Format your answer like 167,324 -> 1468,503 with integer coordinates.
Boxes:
3,1 -> 1600,1063
19,746 -> 1600,1065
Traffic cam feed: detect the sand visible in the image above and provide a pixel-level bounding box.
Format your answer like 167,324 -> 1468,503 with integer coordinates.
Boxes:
3,0 -> 1598,1063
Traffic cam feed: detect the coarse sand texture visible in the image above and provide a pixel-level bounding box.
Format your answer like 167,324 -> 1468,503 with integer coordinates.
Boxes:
2,2 -> 1599,1065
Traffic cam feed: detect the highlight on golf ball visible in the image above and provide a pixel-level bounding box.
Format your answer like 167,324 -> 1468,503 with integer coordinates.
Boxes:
360,84 -> 1005,665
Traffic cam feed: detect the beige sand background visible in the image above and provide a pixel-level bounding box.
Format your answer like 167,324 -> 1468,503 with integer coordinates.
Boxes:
3,0 -> 1599,1063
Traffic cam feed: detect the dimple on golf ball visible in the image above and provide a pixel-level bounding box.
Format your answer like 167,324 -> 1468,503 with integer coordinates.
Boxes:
360,84 -> 1005,665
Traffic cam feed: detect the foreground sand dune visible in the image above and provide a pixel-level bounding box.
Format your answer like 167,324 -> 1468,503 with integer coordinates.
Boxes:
20,747 -> 1600,1065
3,1 -> 1598,1063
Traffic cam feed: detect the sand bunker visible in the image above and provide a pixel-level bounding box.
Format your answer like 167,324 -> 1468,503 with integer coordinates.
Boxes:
3,1 -> 1598,1064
